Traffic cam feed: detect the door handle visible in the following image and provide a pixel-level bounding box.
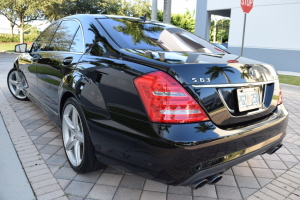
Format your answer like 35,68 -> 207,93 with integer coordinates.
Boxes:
62,57 -> 73,65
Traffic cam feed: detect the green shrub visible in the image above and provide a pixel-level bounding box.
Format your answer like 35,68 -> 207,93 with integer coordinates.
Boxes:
156,10 -> 195,33
0,33 -> 38,42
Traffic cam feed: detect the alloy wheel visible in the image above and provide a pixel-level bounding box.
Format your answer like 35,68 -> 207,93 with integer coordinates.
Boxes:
62,104 -> 85,167
8,70 -> 27,99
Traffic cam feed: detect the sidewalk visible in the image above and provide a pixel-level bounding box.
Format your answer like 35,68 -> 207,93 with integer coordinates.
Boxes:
278,71 -> 300,77
0,112 -> 35,199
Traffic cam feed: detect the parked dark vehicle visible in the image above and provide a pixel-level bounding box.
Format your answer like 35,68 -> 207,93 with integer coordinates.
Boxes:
8,14 -> 288,189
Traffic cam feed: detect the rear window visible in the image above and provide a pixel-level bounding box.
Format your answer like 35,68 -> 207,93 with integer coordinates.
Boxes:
98,18 -> 225,53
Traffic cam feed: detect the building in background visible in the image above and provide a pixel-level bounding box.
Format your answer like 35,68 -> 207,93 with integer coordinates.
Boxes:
195,0 -> 300,72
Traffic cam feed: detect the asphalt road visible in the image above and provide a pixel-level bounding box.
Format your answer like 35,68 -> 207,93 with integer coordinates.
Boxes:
0,52 -> 19,87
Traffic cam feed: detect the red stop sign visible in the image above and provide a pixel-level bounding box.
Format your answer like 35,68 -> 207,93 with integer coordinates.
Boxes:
241,0 -> 254,13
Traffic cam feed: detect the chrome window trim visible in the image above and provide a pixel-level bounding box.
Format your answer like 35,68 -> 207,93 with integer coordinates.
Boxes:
57,18 -> 85,53
35,51 -> 84,55
34,18 -> 85,54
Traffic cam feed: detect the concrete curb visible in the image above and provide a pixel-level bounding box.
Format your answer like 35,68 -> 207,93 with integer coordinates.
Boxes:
0,50 -> 21,54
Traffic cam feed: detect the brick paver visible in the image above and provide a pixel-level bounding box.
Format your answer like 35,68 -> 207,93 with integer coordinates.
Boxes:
1,86 -> 300,200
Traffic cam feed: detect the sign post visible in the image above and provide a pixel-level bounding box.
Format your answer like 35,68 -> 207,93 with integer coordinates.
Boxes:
240,0 -> 254,57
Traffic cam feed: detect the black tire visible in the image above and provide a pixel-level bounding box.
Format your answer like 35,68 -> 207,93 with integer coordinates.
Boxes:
7,68 -> 29,101
61,97 -> 106,173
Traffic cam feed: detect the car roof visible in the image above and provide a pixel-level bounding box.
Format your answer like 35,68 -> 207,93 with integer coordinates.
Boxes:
64,14 -> 155,22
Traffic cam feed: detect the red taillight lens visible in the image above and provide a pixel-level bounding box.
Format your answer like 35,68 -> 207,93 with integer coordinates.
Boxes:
278,87 -> 283,105
134,71 -> 209,123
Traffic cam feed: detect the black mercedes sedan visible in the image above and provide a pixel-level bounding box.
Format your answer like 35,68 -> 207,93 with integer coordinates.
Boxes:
8,14 -> 288,189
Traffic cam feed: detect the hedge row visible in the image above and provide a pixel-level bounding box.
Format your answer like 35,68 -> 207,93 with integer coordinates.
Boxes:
0,33 -> 38,42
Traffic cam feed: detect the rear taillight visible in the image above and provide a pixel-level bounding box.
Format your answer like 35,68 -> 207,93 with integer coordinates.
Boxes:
134,71 -> 209,123
278,87 -> 283,105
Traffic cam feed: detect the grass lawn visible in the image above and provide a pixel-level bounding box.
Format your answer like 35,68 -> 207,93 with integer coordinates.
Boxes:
0,42 -> 32,51
279,75 -> 300,86
0,42 -> 19,51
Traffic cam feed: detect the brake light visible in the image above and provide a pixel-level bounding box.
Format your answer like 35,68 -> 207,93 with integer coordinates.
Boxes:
278,87 -> 283,105
134,71 -> 209,123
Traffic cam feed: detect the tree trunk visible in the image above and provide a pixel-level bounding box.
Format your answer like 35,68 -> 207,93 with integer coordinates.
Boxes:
213,20 -> 217,43
19,18 -> 24,43
19,26 -> 24,43
10,22 -> 14,42
163,0 -> 171,24
151,0 -> 158,20
221,71 -> 231,83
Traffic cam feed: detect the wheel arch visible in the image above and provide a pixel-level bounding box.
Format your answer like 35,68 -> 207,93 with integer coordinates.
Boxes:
59,91 -> 76,121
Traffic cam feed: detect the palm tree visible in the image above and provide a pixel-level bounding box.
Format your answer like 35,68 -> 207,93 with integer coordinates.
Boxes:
163,0 -> 171,23
195,123 -> 214,133
113,19 -> 164,46
240,66 -> 250,79
152,0 -> 158,20
205,66 -> 234,83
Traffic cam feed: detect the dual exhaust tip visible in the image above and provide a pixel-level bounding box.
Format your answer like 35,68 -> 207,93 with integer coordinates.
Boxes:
191,144 -> 283,190
191,174 -> 223,190
266,144 -> 283,155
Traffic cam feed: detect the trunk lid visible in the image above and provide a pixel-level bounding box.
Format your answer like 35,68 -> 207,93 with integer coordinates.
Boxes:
121,49 -> 280,127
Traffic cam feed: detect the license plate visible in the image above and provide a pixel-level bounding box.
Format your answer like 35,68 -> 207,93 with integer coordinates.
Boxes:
237,87 -> 261,112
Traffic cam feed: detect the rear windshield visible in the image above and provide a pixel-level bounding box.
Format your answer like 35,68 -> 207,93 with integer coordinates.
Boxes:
98,18 -> 225,53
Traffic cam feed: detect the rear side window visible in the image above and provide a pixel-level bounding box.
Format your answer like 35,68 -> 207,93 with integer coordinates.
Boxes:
32,22 -> 59,52
70,28 -> 84,53
48,20 -> 80,51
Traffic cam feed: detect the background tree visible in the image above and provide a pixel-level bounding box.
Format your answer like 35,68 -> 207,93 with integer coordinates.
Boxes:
171,10 -> 195,33
45,0 -> 151,21
0,0 -> 61,43
23,24 -> 40,34
216,19 -> 230,43
44,0 -> 104,20
210,18 -> 230,43
157,10 -> 195,33
0,1 -> 17,41
101,0 -> 151,18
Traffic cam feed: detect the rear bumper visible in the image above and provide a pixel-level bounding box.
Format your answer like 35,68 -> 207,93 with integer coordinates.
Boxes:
88,104 -> 288,186
178,134 -> 283,186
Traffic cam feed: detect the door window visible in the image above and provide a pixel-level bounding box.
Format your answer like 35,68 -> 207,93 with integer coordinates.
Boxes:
70,28 -> 84,53
48,20 -> 80,51
32,22 -> 60,52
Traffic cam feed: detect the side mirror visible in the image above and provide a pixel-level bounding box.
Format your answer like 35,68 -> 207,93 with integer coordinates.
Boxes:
15,43 -> 27,53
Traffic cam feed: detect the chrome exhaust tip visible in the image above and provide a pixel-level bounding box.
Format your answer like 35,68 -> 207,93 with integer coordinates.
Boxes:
191,179 -> 208,190
266,144 -> 283,155
207,174 -> 223,185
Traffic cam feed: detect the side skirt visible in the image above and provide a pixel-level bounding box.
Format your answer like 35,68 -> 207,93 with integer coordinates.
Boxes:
25,90 -> 62,129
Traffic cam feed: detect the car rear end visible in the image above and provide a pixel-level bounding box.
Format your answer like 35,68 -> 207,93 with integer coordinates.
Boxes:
91,16 -> 288,187
131,58 -> 288,187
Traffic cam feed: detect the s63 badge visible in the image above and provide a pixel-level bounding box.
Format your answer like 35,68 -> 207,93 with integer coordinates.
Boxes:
192,78 -> 211,83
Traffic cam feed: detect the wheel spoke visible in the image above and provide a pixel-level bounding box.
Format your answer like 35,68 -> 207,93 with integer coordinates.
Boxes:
74,141 -> 81,165
64,114 -> 75,130
72,107 -> 79,131
9,79 -> 18,86
65,138 -> 76,151
76,132 -> 84,143
15,88 -> 20,97
15,72 -> 21,82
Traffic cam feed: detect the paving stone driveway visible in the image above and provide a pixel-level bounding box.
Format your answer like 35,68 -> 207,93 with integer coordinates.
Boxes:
1,86 -> 300,200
